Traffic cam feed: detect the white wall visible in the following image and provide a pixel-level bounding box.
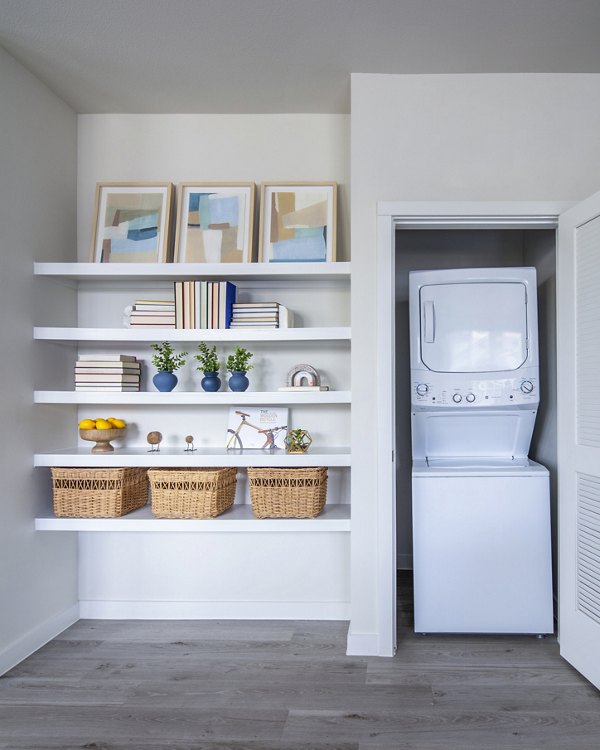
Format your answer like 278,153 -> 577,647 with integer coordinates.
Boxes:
63,114 -> 352,459
74,114 -> 351,620
0,45 -> 78,673
351,73 -> 600,650
76,114 -> 350,457
78,114 -> 349,260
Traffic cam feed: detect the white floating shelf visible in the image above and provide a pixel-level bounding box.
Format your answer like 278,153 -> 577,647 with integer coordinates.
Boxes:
33,327 -> 351,342
34,390 -> 352,405
34,261 -> 351,281
34,503 -> 351,532
34,446 -> 351,468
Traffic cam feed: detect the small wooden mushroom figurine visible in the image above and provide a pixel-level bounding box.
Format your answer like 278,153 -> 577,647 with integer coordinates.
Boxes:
147,431 -> 163,452
184,435 -> 196,452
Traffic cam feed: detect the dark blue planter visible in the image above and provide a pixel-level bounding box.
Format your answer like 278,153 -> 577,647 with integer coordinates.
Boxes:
201,371 -> 221,392
228,371 -> 249,392
153,371 -> 178,392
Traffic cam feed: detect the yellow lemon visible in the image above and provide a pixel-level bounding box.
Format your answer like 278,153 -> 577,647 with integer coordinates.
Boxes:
108,418 -> 126,429
79,419 -> 96,430
95,419 -> 113,430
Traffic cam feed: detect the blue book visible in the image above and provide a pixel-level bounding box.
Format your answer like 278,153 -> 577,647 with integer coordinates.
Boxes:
220,281 -> 237,328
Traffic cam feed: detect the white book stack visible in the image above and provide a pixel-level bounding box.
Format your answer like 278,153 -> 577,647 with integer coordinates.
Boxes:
75,354 -> 141,391
125,299 -> 176,328
229,302 -> 294,329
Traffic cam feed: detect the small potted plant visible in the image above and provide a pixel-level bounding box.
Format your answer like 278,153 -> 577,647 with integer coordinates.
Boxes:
285,428 -> 313,454
195,342 -> 221,392
226,346 -> 254,392
150,342 -> 188,392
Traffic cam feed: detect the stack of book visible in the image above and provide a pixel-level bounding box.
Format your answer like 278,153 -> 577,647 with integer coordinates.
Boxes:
126,299 -> 176,328
229,302 -> 293,329
75,354 -> 141,392
174,280 -> 236,329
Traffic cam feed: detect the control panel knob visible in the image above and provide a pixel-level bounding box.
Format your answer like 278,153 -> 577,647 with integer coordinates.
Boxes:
416,383 -> 429,396
520,380 -> 534,394
452,393 -> 462,403
466,393 -> 476,403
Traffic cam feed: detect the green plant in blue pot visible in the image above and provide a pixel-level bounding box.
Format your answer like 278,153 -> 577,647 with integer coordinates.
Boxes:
195,342 -> 221,392
226,346 -> 254,392
150,342 -> 187,392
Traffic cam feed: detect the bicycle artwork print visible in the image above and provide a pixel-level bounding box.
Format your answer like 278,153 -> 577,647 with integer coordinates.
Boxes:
226,407 -> 289,450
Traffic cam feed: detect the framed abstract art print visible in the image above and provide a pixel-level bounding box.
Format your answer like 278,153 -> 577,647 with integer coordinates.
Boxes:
90,182 -> 174,263
258,182 -> 336,263
174,183 -> 255,263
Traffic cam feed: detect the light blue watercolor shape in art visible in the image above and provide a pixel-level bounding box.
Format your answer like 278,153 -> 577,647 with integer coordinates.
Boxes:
270,235 -> 326,262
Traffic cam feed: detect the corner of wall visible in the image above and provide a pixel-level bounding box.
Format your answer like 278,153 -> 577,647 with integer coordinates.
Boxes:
0,44 -> 79,668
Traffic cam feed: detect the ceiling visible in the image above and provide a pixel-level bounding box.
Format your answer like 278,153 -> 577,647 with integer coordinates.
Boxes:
1,0 -> 600,114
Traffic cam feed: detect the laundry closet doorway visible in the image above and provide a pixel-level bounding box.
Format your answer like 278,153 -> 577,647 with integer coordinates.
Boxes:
375,202 -> 567,656
394,226 -> 557,574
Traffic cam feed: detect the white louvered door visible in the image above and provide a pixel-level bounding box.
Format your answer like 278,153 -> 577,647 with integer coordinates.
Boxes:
558,191 -> 600,688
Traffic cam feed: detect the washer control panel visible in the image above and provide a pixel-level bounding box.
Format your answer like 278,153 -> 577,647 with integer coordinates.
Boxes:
412,371 -> 539,408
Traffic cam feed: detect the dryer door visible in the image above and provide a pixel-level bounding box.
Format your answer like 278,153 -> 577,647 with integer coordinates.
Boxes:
419,281 -> 528,373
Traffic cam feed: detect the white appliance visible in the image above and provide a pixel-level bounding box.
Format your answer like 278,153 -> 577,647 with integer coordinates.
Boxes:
409,267 -> 553,634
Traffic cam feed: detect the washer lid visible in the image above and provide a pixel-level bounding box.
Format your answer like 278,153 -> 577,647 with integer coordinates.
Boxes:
411,409 -> 538,460
427,457 -> 532,469
412,456 -> 549,477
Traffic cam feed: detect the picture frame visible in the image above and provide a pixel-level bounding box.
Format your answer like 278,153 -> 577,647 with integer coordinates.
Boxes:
226,407 -> 289,450
174,182 -> 255,263
90,182 -> 174,263
258,181 -> 337,263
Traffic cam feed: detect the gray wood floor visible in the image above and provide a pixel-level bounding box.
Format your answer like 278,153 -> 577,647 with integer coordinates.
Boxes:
1,572 -> 598,750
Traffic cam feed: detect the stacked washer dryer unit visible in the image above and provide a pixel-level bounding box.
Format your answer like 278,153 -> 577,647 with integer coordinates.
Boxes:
409,267 -> 553,634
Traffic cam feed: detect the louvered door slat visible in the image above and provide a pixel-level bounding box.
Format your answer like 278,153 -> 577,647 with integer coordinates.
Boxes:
577,473 -> 600,624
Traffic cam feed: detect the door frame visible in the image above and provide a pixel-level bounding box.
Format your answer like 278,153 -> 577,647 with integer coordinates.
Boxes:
375,201 -> 569,656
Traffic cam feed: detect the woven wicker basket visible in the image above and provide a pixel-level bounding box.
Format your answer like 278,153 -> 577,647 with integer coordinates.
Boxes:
148,467 -> 237,518
51,467 -> 148,518
247,466 -> 328,518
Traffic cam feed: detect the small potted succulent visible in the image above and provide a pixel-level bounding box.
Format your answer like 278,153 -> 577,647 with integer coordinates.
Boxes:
226,346 -> 254,392
195,342 -> 221,392
150,342 -> 188,392
285,428 -> 313,453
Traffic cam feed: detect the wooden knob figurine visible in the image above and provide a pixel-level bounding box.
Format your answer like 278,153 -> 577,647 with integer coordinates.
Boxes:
184,435 -> 196,452
147,431 -> 163,452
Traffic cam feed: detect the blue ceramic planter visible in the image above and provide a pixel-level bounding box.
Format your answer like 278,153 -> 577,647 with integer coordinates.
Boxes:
153,371 -> 178,392
228,371 -> 249,392
201,371 -> 221,392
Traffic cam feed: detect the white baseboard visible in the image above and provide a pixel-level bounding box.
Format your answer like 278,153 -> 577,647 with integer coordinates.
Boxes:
0,604 -> 79,676
396,553 -> 413,570
79,600 -> 350,620
346,630 -> 382,656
